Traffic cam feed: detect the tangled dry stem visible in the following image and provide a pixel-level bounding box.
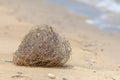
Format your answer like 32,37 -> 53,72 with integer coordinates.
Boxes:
13,25 -> 71,67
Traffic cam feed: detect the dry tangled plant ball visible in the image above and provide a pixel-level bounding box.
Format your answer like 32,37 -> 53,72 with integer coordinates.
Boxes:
13,25 -> 71,67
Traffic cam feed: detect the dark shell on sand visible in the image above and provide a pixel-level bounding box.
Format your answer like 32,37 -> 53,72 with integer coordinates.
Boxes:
13,25 -> 71,67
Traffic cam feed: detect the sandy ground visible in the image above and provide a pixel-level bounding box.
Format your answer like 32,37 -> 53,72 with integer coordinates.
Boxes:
0,0 -> 120,80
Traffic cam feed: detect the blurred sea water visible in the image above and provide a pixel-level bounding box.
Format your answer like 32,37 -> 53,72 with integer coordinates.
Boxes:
48,0 -> 120,33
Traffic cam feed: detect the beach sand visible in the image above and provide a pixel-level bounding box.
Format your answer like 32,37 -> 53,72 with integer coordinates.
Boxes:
0,0 -> 120,80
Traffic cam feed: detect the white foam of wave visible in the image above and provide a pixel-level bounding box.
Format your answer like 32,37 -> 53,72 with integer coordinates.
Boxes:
76,0 -> 120,32
76,0 -> 120,13
86,13 -> 120,32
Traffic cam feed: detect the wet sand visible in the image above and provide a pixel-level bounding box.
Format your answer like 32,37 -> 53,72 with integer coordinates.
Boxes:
0,0 -> 120,80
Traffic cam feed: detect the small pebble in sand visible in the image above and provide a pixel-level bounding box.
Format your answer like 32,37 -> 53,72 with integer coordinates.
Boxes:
62,77 -> 68,80
93,70 -> 96,73
101,48 -> 104,52
11,75 -> 32,80
48,73 -> 56,79
17,72 -> 23,75
111,77 -> 116,80
118,66 -> 120,68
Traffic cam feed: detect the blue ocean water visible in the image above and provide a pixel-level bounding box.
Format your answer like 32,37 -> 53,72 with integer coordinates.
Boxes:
48,0 -> 120,33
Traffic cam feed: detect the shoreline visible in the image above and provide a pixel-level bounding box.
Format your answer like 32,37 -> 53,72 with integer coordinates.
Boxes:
0,0 -> 120,80
48,0 -> 120,33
